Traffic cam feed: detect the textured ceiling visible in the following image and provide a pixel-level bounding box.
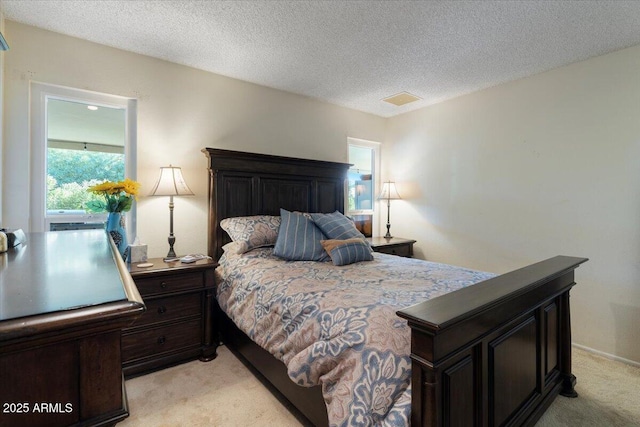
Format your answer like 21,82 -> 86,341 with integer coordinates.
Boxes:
4,1 -> 640,118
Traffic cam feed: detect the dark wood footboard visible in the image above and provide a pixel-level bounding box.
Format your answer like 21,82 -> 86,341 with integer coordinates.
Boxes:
397,256 -> 587,427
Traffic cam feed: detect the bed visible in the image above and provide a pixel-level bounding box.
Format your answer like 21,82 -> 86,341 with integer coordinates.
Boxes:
202,147 -> 587,427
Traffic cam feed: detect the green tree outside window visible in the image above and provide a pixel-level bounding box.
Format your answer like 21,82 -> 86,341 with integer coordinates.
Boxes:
47,148 -> 125,211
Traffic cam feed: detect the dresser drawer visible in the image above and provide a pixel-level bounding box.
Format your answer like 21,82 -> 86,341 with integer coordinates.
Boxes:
122,319 -> 202,362
132,293 -> 202,328
375,244 -> 412,257
135,271 -> 204,296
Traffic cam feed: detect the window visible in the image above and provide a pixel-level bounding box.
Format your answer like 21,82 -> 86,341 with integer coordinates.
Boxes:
30,83 -> 137,234
347,138 -> 380,237
47,99 -> 125,215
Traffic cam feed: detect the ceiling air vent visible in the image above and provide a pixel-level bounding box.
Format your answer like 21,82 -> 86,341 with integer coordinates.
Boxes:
382,92 -> 421,106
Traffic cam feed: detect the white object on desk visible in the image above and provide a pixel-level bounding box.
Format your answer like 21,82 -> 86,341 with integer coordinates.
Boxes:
128,236 -> 148,263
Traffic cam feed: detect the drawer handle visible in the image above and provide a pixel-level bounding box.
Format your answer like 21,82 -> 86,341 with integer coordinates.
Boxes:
160,281 -> 167,289
157,336 -> 166,345
157,306 -> 167,314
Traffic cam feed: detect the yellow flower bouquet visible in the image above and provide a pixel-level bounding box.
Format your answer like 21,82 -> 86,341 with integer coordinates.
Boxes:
86,178 -> 140,213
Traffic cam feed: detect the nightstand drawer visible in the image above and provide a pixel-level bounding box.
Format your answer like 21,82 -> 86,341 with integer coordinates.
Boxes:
375,245 -> 412,257
133,293 -> 202,328
135,271 -> 204,296
122,319 -> 202,362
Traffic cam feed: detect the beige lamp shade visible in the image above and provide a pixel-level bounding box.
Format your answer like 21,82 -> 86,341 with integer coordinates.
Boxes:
377,181 -> 401,201
149,165 -> 194,197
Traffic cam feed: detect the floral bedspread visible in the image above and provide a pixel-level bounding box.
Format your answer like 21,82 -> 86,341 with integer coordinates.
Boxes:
216,247 -> 495,426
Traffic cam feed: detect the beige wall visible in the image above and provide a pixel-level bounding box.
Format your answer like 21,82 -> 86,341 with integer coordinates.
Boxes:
1,21 -> 386,257
385,44 -> 640,364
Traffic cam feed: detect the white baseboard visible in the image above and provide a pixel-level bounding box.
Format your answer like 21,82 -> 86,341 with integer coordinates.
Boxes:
573,343 -> 640,368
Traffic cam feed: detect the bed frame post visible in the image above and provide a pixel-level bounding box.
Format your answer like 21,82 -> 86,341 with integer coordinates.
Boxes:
410,351 -> 439,427
205,159 -> 217,259
559,291 -> 578,398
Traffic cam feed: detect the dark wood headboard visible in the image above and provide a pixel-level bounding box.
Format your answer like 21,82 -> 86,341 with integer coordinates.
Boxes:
202,148 -> 350,260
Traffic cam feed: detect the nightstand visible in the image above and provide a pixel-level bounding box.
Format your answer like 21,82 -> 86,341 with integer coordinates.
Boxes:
367,237 -> 416,258
123,257 -> 218,378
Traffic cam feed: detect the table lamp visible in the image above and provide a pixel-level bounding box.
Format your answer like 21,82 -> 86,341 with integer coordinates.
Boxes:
150,165 -> 194,260
377,181 -> 401,238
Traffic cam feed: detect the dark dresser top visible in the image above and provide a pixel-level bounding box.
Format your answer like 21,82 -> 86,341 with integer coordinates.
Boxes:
0,230 -> 127,321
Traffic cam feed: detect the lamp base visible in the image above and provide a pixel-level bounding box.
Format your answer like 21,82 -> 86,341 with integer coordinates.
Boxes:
384,199 -> 393,240
164,235 -> 176,261
384,222 -> 392,239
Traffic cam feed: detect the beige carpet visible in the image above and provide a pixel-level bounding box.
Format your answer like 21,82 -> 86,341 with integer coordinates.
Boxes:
120,346 -> 640,426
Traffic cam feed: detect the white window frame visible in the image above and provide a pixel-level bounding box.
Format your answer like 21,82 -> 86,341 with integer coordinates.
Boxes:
346,137 -> 381,231
30,82 -> 137,237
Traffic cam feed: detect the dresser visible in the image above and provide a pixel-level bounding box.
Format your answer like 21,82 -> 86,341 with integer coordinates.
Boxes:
366,236 -> 416,258
123,258 -> 217,377
0,230 -> 144,427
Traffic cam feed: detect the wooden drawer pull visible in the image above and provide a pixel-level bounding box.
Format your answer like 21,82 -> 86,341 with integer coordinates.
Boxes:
157,336 -> 166,345
160,281 -> 167,289
157,306 -> 167,314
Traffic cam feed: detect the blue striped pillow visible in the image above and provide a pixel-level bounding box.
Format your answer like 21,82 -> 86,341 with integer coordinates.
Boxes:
273,209 -> 330,261
321,238 -> 374,266
311,211 -> 367,241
